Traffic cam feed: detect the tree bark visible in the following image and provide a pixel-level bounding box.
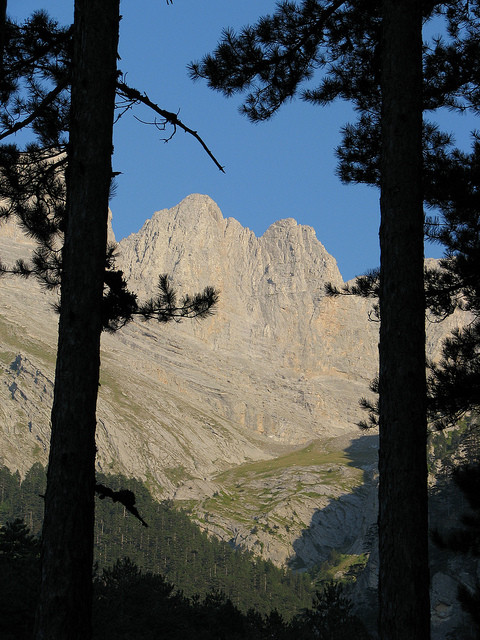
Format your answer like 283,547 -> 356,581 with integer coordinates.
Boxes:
378,1 -> 429,639
0,0 -> 7,76
34,2 -> 119,638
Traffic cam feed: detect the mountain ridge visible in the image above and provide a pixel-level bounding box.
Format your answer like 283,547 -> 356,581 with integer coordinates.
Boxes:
0,194 -> 462,570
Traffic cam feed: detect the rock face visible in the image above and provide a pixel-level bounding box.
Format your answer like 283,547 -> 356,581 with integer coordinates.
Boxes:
0,192 -> 461,497
117,194 -> 381,442
0,194 -> 470,637
122,196 -> 366,359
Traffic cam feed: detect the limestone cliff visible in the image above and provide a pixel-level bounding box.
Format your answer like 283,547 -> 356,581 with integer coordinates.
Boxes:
0,194 -> 468,632
116,194 -> 382,442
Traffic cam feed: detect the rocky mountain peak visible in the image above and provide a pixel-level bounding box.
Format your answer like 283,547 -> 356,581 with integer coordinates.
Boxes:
176,192 -> 225,224
263,217 -> 299,232
133,193 -> 225,240
117,194 -> 342,304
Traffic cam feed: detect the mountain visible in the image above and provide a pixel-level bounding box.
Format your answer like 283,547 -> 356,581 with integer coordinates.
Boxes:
0,194 -> 462,574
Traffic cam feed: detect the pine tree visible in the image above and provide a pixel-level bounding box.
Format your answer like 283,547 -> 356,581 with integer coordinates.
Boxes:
327,132 -> 480,433
0,3 -> 220,638
33,3 -> 121,637
188,2 -> 478,637
378,2 -> 429,637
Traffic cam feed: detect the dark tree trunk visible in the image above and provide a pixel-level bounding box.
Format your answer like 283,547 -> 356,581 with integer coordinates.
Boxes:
34,2 -> 119,638
378,1 -> 430,639
0,0 -> 7,74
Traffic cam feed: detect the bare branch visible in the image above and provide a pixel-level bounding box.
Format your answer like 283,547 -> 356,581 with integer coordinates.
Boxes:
95,483 -> 148,527
116,80 -> 225,173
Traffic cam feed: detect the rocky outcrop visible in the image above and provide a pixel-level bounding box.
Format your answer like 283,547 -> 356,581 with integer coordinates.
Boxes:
0,354 -> 53,474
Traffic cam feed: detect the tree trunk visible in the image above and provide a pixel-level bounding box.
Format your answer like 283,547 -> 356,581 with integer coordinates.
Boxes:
0,0 -> 7,75
378,1 -> 429,639
34,2 -> 119,638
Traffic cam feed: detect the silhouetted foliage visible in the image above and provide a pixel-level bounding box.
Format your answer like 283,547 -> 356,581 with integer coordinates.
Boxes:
0,464 -> 314,619
431,424 -> 480,638
292,582 -> 371,639
0,532 -> 370,640
0,496 -> 371,639
329,22 -> 479,428
0,518 -> 41,639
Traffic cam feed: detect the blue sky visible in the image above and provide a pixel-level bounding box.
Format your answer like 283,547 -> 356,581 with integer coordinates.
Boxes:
11,1 -> 475,281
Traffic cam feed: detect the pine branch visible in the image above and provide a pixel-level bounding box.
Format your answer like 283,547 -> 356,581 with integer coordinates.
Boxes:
137,274 -> 219,324
325,269 -> 380,298
325,270 -> 380,322
358,376 -> 379,430
0,78 -> 68,141
427,321 -> 480,430
99,268 -> 219,331
189,0 -> 348,121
